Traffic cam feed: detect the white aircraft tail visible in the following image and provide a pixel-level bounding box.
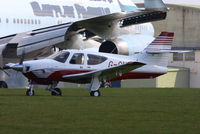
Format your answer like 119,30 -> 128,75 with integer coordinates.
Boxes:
138,32 -> 174,67
146,31 -> 174,53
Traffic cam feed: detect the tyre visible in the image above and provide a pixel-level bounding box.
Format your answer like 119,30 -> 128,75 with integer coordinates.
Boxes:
100,82 -> 111,88
51,88 -> 62,96
90,90 -> 101,97
26,89 -> 35,96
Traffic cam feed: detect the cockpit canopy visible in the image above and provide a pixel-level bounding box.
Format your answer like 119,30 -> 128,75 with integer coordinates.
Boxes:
49,51 -> 108,65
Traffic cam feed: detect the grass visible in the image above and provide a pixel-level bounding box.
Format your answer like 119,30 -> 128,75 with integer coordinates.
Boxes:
0,88 -> 200,134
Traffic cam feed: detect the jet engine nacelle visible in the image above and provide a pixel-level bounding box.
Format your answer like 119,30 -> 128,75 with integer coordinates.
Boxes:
99,37 -> 129,55
99,34 -> 155,55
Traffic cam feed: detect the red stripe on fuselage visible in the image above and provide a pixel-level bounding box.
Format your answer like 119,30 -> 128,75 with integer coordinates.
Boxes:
24,70 -> 165,85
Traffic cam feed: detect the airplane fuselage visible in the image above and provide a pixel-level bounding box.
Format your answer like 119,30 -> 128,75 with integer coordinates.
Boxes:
20,50 -> 167,85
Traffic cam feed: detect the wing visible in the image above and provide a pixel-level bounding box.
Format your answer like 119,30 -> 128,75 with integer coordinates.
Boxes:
62,62 -> 145,83
67,0 -> 168,39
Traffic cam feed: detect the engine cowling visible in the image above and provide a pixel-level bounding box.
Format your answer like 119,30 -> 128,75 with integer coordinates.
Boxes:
99,38 -> 129,55
99,34 -> 154,55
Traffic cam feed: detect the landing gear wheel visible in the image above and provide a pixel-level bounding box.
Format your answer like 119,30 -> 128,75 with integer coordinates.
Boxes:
26,89 -> 35,96
90,90 -> 101,97
51,88 -> 62,96
0,81 -> 8,88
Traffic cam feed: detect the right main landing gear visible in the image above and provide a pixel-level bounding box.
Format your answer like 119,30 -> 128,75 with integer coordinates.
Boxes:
90,90 -> 101,97
88,76 -> 101,97
51,88 -> 62,96
46,81 -> 62,96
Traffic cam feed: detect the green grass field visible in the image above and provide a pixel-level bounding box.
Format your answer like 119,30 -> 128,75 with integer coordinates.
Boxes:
0,88 -> 200,134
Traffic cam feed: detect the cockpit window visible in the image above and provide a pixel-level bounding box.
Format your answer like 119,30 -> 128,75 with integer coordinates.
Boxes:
50,51 -> 70,63
70,53 -> 84,65
87,54 -> 107,65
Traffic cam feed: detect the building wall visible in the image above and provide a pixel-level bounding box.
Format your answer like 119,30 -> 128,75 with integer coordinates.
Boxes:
156,67 -> 190,88
169,51 -> 200,88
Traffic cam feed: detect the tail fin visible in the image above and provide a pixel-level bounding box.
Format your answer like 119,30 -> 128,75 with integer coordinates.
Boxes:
138,32 -> 174,67
144,0 -> 168,11
145,32 -> 174,54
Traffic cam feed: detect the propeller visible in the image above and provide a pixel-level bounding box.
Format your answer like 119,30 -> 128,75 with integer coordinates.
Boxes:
19,49 -> 25,65
3,49 -> 26,72
15,48 -> 26,72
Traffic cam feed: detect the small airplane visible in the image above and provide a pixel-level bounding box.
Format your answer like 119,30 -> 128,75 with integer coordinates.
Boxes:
4,32 -> 181,96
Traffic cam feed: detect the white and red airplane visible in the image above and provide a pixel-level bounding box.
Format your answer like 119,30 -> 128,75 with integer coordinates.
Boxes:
5,32 -> 178,96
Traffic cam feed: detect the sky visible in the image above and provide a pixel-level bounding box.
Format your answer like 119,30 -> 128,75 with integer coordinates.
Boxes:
132,0 -> 200,5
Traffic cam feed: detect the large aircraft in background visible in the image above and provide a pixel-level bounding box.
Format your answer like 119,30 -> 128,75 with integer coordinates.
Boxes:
0,0 -> 168,88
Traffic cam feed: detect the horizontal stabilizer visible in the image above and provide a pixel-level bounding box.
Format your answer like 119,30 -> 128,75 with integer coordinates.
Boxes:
147,50 -> 191,54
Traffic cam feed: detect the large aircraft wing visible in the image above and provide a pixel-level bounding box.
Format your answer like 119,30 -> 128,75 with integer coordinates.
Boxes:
67,0 -> 168,39
0,0 -> 167,65
62,62 -> 145,83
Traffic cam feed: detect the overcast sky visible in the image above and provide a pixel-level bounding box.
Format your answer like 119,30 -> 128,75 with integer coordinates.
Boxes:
132,0 -> 200,5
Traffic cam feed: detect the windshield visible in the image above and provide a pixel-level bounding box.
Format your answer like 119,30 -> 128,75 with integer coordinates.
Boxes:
49,51 -> 70,63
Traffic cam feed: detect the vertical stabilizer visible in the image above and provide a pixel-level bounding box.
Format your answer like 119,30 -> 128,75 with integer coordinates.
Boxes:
139,32 -> 174,67
144,0 -> 168,11
146,32 -> 174,53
